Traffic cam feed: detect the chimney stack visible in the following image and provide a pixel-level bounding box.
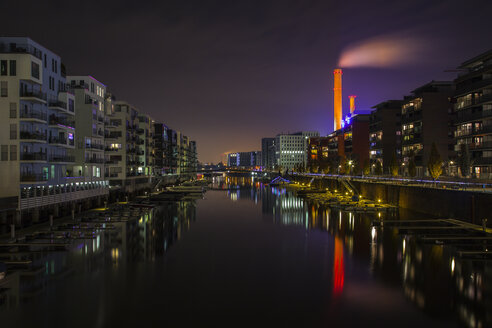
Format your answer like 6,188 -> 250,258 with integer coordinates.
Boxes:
333,69 -> 343,131
349,95 -> 356,115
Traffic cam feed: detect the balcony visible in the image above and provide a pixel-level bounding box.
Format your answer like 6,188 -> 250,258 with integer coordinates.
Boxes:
104,147 -> 119,152
86,143 -> 104,151
20,89 -> 47,103
20,173 -> 48,183
402,135 -> 423,145
50,155 -> 75,163
20,131 -> 47,142
0,42 -> 42,59
469,141 -> 492,150
49,115 -> 75,129
20,152 -> 47,161
455,109 -> 492,124
86,158 -> 104,164
48,136 -> 68,146
456,78 -> 492,96
48,100 -> 68,111
20,110 -> 47,122
401,111 -> 422,124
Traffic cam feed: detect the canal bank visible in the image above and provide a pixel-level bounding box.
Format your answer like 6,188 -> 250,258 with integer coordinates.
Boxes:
292,175 -> 492,227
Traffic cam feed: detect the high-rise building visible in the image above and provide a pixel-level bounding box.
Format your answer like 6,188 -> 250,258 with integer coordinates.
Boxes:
453,50 -> 492,179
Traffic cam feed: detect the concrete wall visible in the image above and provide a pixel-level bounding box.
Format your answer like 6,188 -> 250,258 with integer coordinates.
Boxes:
293,175 -> 492,226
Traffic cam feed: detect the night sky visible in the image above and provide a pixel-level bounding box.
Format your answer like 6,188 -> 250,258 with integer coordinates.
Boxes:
2,0 -> 491,163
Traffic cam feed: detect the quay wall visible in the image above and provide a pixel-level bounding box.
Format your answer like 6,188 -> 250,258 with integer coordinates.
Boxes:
292,175 -> 492,226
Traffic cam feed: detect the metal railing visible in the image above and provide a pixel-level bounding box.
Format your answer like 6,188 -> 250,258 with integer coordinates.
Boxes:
20,153 -> 47,161
20,173 -> 48,182
20,131 -> 46,141
20,110 -> 47,121
20,89 -> 47,101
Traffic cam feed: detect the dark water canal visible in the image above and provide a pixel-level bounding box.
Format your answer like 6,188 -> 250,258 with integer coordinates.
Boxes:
0,176 -> 489,327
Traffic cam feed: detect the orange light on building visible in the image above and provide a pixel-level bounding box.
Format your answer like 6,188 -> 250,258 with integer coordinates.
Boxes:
333,69 -> 343,131
333,236 -> 344,296
349,95 -> 356,115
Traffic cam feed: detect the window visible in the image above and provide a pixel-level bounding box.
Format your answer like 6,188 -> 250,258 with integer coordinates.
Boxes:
44,54 -> 47,68
1,81 -> 7,97
51,59 -> 54,72
31,62 -> 40,79
9,103 -> 16,118
0,60 -> 7,75
10,124 -> 16,139
51,165 -> 55,178
10,145 -> 16,161
9,60 -> 16,76
1,145 -> 7,161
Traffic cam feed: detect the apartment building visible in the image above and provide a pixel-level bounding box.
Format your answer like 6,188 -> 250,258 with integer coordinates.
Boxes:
0,37 -> 104,223
369,100 -> 403,173
400,81 -> 454,176
67,76 -> 108,187
105,101 -> 152,193
453,50 -> 492,178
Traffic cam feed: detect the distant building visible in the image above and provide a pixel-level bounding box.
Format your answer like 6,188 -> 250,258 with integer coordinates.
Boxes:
369,100 -> 403,173
453,50 -> 492,179
227,151 -> 261,168
401,81 -> 454,176
261,137 -> 276,169
275,131 -> 319,170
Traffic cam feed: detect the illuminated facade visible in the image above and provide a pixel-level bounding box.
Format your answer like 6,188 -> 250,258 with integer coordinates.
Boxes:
275,131 -> 319,170
369,100 -> 403,172
333,69 -> 343,131
453,50 -> 492,178
0,37 -> 100,222
400,81 -> 454,176
66,76 -> 109,189
227,151 -> 261,168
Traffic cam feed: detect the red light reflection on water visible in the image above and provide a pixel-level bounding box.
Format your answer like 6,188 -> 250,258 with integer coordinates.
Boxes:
333,236 -> 344,296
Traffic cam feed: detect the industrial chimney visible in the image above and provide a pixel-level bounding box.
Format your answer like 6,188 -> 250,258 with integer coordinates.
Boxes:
349,95 -> 356,115
333,69 -> 343,131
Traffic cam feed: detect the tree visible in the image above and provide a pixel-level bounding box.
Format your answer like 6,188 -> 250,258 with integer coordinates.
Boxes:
408,156 -> 417,177
459,144 -> 471,178
374,160 -> 383,175
389,153 -> 399,177
427,142 -> 443,180
363,159 -> 371,176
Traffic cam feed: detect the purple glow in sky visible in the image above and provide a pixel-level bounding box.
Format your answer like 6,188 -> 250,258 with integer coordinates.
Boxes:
1,0 -> 491,163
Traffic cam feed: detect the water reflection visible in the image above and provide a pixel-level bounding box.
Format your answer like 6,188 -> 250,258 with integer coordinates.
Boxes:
0,200 -> 196,311
213,176 -> 490,328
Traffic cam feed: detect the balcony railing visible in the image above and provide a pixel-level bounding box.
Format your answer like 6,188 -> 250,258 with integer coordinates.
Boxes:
48,100 -> 68,110
20,173 -> 48,182
20,89 -> 47,101
49,115 -> 75,128
20,110 -> 47,121
86,143 -> 104,150
86,158 -> 104,164
20,131 -> 47,141
0,42 -> 42,59
20,152 -> 47,161
50,155 -> 75,162
48,136 -> 67,145
454,110 -> 492,124
469,141 -> 492,150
